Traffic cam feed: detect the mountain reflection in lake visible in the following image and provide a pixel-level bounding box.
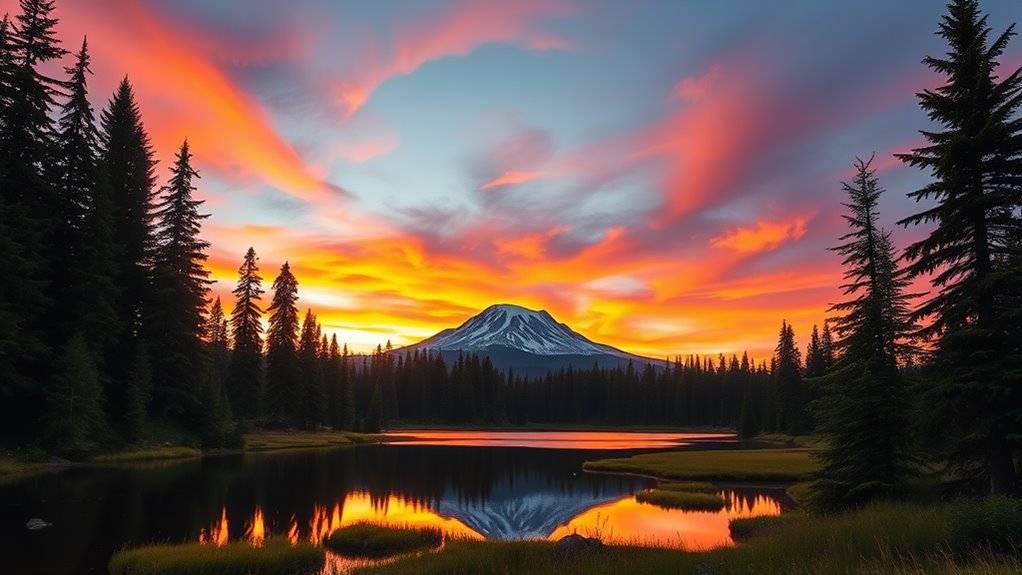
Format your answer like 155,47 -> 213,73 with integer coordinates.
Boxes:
1,432 -> 788,574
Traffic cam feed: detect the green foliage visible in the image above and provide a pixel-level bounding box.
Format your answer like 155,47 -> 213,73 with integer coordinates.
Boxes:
583,448 -> 815,482
108,538 -> 323,575
947,496 -> 1022,556
773,321 -> 804,435
148,140 -> 211,423
654,481 -> 718,493
41,333 -> 107,455
324,524 -> 443,557
634,488 -> 725,511
728,514 -> 794,542
809,156 -> 917,512
265,262 -> 301,426
898,0 -> 1022,494
226,247 -> 265,419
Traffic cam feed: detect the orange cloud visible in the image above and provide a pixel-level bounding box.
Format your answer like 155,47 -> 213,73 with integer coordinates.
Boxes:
480,170 -> 549,190
710,216 -> 811,253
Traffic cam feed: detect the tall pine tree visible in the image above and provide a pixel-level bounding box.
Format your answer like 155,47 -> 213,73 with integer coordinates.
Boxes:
898,0 -> 1022,494
773,321 -> 804,435
265,262 -> 300,426
297,310 -> 325,429
226,247 -> 265,419
148,140 -> 211,423
809,156 -> 917,511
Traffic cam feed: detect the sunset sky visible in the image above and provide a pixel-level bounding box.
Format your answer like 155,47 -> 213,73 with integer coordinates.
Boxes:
14,0 -> 1022,358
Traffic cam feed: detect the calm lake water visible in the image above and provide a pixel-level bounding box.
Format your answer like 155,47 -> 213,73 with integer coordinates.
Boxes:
1,431 -> 789,574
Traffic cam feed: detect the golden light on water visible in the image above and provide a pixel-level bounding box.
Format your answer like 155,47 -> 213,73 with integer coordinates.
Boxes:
548,490 -> 782,550
245,508 -> 266,547
197,490 -> 781,552
337,492 -> 484,539
198,507 -> 230,547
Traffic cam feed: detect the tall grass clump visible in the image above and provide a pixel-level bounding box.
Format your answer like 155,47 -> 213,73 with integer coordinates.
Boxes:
108,538 -> 323,575
324,524 -> 443,557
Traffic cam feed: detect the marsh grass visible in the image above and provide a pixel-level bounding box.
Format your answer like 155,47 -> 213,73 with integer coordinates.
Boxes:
92,447 -> 201,463
324,524 -> 444,557
244,430 -> 376,452
583,448 -> 815,482
108,538 -> 323,575
655,481 -> 718,493
635,489 -> 726,511
352,501 -> 1022,575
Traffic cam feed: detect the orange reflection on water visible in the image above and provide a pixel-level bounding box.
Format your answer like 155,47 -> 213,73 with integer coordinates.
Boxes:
383,430 -> 735,450
338,491 -> 483,540
549,490 -> 781,550
287,514 -> 300,545
245,508 -> 266,547
199,507 -> 230,547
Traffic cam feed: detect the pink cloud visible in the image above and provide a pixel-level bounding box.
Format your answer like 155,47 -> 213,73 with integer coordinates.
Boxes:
331,0 -> 575,119
480,170 -> 549,190
671,63 -> 721,103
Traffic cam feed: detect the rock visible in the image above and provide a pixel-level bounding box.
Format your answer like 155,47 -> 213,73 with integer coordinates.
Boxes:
553,533 -> 604,560
25,518 -> 51,531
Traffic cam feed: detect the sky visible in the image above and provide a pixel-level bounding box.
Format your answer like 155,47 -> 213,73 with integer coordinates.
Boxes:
9,0 -> 1022,358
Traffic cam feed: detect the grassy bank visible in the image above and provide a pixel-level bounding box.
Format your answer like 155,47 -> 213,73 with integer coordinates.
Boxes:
243,430 -> 376,452
92,446 -> 202,463
583,448 -> 815,482
108,538 -> 323,575
352,499 -> 1022,575
634,488 -> 725,511
324,524 -> 444,557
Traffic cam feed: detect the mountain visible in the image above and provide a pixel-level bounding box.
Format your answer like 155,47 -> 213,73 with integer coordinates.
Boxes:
403,304 -> 661,376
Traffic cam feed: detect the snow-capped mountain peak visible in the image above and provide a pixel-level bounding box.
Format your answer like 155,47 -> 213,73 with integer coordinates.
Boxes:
412,303 -> 632,357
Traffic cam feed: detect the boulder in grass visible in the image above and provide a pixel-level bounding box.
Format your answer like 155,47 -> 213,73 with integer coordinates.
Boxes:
553,533 -> 603,560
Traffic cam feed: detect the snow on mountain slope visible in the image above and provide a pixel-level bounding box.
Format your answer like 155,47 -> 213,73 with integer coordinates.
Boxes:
412,304 -> 633,358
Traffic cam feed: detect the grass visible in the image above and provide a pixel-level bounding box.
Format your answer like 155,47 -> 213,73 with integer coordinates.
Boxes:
583,448 -> 815,482
654,481 -> 719,493
324,524 -> 444,557
108,538 -> 323,575
635,488 -> 725,511
728,514 -> 798,542
92,446 -> 202,463
352,500 -> 1022,575
244,430 -> 377,452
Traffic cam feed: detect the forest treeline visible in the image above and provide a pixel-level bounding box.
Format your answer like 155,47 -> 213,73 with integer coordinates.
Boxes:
1,0 -> 1019,508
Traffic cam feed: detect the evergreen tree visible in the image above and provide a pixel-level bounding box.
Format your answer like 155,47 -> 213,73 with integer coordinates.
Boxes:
100,77 -> 157,431
898,0 -> 1022,494
773,321 -> 804,435
265,262 -> 300,426
338,343 -> 355,430
101,77 -> 157,339
205,297 -> 229,386
805,325 -> 827,378
297,309 -> 325,429
226,247 -> 265,419
148,140 -> 211,422
810,156 -> 918,511
42,333 -> 106,455
121,341 -> 151,443
0,0 -> 65,442
51,38 -> 111,344
1,0 -> 66,169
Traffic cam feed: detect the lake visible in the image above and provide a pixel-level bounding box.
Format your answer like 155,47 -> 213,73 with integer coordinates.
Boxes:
1,431 -> 790,574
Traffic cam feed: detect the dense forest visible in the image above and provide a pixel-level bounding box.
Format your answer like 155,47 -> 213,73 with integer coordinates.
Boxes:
1,0 -> 1019,508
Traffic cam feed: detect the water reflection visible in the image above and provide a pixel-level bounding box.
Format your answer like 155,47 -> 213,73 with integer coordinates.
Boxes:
1,433 -> 787,574
383,430 -> 736,449
549,489 -> 782,549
